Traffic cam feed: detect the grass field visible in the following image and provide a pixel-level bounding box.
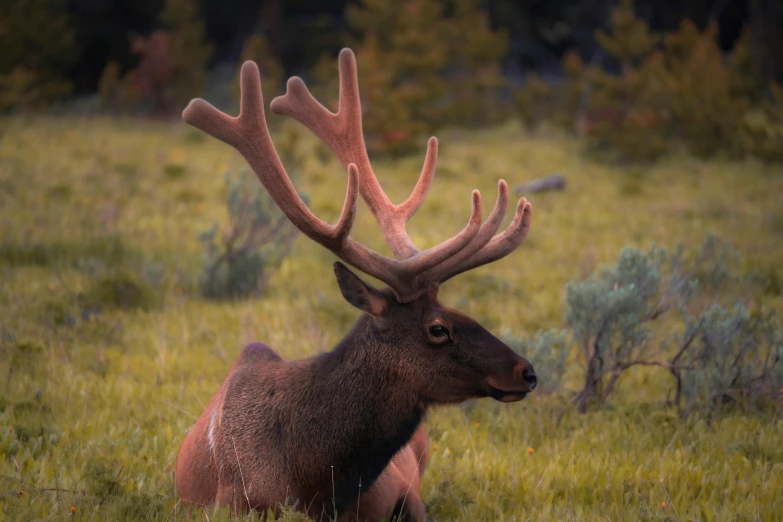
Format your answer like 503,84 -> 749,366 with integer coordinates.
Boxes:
1,115 -> 782,521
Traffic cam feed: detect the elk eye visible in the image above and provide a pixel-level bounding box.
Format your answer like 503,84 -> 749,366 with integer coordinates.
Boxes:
429,324 -> 449,338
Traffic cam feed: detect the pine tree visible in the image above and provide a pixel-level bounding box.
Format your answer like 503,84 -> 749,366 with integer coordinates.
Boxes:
443,0 -> 510,126
158,0 -> 213,107
579,0 -> 670,161
727,28 -> 763,102
663,21 -> 747,158
594,0 -> 660,67
339,0 -> 509,154
121,0 -> 212,114
345,0 -> 450,154
0,0 -> 76,111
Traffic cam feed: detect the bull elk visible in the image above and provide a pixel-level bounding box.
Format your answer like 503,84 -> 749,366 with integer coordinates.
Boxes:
175,48 -> 538,521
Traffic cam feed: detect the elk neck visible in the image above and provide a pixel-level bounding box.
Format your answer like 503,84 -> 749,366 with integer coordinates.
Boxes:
287,314 -> 426,511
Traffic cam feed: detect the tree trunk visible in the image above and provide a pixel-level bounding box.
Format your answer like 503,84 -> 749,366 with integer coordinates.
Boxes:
514,174 -> 566,194
748,0 -> 783,86
576,347 -> 603,413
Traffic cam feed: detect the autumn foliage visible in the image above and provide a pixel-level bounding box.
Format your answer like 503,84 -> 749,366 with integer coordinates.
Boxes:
98,0 -> 212,115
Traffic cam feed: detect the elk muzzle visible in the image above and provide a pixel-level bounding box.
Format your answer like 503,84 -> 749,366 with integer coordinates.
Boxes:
486,358 -> 537,403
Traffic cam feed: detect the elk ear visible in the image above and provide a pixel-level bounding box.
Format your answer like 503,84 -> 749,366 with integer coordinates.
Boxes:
333,262 -> 389,317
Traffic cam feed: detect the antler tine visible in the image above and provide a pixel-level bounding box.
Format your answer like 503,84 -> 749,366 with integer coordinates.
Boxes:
433,198 -> 534,285
397,137 -> 438,220
418,180 -> 510,286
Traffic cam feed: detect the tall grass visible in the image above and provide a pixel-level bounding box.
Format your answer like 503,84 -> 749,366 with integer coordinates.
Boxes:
0,116 -> 781,521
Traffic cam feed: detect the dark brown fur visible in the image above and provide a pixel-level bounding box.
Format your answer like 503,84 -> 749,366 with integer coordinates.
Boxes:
176,264 -> 536,520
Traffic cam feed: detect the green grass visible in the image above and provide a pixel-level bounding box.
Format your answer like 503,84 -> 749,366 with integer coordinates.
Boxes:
1,115 -> 782,521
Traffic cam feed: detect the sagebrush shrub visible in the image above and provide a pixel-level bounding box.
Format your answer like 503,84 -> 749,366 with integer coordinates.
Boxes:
198,169 -> 302,300
560,234 -> 782,414
680,304 -> 783,411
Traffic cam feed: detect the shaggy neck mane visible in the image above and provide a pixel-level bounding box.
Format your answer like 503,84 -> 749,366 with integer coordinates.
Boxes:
288,315 -> 425,513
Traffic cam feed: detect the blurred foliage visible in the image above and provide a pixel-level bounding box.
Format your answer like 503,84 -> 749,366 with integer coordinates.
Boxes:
594,0 -> 659,64
515,0 -> 783,164
231,33 -> 284,113
198,168 -> 301,301
98,0 -> 213,115
0,0 -> 76,111
98,61 -> 123,113
126,31 -> 177,114
320,0 -> 510,155
739,83 -> 783,163
441,0 -> 510,127
345,0 -> 450,155
516,51 -> 585,133
156,0 -> 213,107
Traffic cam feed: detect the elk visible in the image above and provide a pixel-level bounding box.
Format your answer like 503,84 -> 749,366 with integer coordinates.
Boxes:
175,48 -> 538,521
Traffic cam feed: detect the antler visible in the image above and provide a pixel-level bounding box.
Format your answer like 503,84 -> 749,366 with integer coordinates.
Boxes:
269,49 -> 533,292
182,49 -> 532,302
184,59 -> 480,301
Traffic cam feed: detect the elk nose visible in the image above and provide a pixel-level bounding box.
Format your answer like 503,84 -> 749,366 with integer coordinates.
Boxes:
522,368 -> 537,390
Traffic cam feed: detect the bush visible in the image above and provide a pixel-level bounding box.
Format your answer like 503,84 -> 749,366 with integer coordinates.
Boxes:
81,272 -> 157,312
559,234 -> 782,414
197,169 -> 302,300
680,304 -> 783,412
738,83 -> 783,163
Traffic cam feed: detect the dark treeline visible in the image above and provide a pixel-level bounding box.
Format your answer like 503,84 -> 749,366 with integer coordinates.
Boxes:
59,0 -> 781,95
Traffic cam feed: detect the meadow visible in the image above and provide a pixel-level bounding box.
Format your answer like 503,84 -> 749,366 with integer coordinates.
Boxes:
1,114 -> 782,521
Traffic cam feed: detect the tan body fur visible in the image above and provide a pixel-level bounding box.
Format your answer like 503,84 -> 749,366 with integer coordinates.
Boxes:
177,341 -> 430,521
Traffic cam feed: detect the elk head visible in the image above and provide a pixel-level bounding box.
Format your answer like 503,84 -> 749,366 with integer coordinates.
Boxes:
333,262 -> 537,404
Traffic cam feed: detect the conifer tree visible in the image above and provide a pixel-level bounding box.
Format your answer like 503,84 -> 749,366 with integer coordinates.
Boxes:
663,22 -> 747,158
594,0 -> 659,67
0,0 -> 77,111
121,0 -> 212,114
340,0 -> 509,154
444,0 -> 509,126
158,0 -> 213,106
345,0 -> 449,154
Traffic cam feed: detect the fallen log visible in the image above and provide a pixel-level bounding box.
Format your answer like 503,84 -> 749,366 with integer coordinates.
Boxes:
514,174 -> 566,194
